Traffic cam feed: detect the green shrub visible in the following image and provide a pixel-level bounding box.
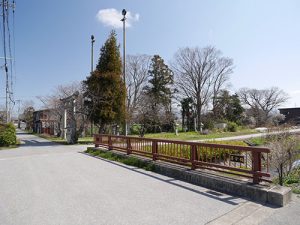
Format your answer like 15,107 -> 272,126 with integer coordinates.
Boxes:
0,123 -> 17,146
203,119 -> 214,130
293,188 -> 300,194
284,168 -> 300,185
226,121 -> 238,132
130,124 -> 141,135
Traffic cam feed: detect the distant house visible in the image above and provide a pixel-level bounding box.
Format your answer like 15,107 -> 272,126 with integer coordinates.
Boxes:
33,109 -> 58,135
278,107 -> 300,125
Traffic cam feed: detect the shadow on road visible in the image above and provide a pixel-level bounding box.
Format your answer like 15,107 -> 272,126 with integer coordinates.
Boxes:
16,132 -> 33,136
20,140 -> 60,147
82,152 -> 244,206
16,130 -> 62,147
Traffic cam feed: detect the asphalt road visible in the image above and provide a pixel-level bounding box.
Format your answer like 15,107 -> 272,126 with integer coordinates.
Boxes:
0,131 -> 249,225
1,131 -> 299,225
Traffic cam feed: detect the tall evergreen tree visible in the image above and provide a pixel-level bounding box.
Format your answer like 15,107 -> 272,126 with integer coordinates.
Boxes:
213,90 -> 244,124
143,55 -> 174,132
145,55 -> 173,106
83,31 -> 126,133
181,97 -> 195,131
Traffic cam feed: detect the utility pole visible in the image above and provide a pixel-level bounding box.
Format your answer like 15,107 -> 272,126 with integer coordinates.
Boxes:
15,99 -> 20,128
121,9 -> 127,135
1,0 -> 16,123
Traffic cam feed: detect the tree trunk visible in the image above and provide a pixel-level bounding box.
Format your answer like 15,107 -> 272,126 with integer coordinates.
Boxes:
99,123 -> 105,134
279,164 -> 284,186
197,104 -> 202,132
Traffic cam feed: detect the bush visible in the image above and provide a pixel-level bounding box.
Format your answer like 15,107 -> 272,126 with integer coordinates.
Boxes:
202,114 -> 215,130
268,132 -> 299,185
0,123 -> 17,146
130,124 -> 141,135
226,121 -> 238,132
203,120 -> 214,130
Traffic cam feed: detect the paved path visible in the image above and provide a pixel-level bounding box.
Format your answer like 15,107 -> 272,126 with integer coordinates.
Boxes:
0,131 -> 299,225
196,128 -> 300,142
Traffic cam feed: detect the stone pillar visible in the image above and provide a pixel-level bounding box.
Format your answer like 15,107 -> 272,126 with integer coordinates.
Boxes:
64,109 -> 67,140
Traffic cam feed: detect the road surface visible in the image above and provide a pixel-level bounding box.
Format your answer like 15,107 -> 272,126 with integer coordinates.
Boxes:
0,131 -> 298,225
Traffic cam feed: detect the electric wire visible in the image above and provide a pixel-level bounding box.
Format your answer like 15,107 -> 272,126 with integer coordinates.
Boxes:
6,1 -> 14,105
2,0 -> 10,119
1,0 -> 16,121
12,0 -> 16,88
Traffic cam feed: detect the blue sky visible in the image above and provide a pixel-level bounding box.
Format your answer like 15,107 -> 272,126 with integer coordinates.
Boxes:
1,0 -> 300,111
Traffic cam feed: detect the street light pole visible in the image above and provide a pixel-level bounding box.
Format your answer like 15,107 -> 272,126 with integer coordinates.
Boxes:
90,35 -> 95,136
121,9 -> 128,136
91,35 -> 95,73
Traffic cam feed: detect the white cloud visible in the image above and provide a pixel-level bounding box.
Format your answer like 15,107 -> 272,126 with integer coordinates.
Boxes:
96,8 -> 139,29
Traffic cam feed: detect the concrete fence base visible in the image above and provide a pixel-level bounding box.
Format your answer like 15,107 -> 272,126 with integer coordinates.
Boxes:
153,161 -> 291,207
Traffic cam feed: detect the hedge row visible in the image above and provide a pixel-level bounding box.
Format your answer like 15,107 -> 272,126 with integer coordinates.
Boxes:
0,123 -> 17,146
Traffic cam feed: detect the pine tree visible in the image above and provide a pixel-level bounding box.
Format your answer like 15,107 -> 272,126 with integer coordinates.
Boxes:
181,97 -> 194,131
83,31 -> 126,133
145,55 -> 173,106
143,55 -> 174,132
213,90 -> 244,124
96,30 -> 122,74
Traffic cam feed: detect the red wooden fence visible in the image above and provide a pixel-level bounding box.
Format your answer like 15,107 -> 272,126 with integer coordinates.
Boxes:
94,134 -> 271,184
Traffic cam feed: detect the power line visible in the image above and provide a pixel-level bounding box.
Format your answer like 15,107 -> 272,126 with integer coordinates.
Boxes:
12,0 -> 16,88
0,0 -> 16,122
2,0 -> 9,122
6,2 -> 14,104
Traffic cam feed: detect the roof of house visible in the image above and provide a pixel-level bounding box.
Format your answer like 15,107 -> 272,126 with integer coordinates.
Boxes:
278,107 -> 300,110
33,108 -> 55,113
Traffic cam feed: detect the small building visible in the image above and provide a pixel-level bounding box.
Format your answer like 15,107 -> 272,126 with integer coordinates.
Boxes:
33,109 -> 58,135
278,107 -> 300,125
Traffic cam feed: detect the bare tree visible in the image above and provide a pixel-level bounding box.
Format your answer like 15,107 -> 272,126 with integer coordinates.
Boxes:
125,54 -> 151,123
238,87 -> 289,126
20,100 -> 35,114
172,46 -> 233,131
38,81 -> 88,137
268,131 -> 299,185
19,100 -> 35,131
135,92 -> 168,134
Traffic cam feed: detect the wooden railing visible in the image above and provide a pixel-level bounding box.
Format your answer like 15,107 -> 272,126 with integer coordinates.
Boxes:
94,134 -> 271,184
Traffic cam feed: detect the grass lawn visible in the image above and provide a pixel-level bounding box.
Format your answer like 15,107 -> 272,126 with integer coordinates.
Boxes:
36,134 -> 94,145
85,147 -> 155,171
34,128 -> 257,144
139,129 -> 257,141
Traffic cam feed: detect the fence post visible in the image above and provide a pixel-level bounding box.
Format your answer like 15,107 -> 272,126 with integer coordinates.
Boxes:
252,150 -> 262,184
108,136 -> 113,150
152,140 -> 158,161
95,135 -> 99,147
126,138 -> 132,155
191,144 -> 196,170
